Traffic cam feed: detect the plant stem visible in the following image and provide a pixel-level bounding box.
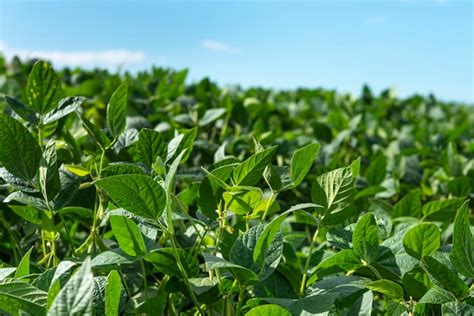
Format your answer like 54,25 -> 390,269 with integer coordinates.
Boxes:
140,259 -> 149,301
235,287 -> 246,316
299,225 -> 321,296
260,191 -> 277,223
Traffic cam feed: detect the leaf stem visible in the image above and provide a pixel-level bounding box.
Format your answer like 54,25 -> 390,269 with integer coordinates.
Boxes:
235,286 -> 246,316
300,225 -> 321,296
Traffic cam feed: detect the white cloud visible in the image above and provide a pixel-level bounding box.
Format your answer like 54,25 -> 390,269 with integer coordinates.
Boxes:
0,41 -> 146,68
365,16 -> 386,25
201,40 -> 240,54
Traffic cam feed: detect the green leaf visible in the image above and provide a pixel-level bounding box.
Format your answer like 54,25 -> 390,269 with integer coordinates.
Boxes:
166,127 -> 197,163
43,97 -> 85,125
418,286 -> 456,304
106,85 -> 128,139
403,223 -> 440,260
26,60 -> 63,115
366,279 -> 404,300
0,278 -> 47,316
450,200 -> 474,278
289,143 -> 320,187
233,146 -> 277,186
264,292 -> 338,316
365,155 -> 387,186
422,198 -> 465,221
312,158 -> 360,224
100,163 -> 145,177
253,203 -> 320,267
91,250 -> 135,269
223,189 -> 262,215
48,257 -> 94,316
442,302 -> 474,315
199,108 -> 226,126
0,114 -> 42,181
230,224 -> 283,281
105,271 -> 121,316
110,215 -> 147,257
392,189 -> 422,218
422,256 -> 470,298
136,128 -> 167,168
95,175 -> 166,220
3,95 -> 38,125
14,247 -> 33,279
39,140 -> 61,201
311,249 -> 361,282
202,253 -> 259,285
145,248 -> 199,278
353,213 -> 379,264
245,304 -> 291,316
80,115 -> 111,150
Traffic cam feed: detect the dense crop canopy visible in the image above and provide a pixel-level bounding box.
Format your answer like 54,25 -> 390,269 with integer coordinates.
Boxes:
0,58 -> 473,315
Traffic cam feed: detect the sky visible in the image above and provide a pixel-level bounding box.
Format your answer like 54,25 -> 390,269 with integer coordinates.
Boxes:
0,0 -> 472,103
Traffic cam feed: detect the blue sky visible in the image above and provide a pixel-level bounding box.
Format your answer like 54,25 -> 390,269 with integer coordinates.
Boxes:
0,0 -> 472,102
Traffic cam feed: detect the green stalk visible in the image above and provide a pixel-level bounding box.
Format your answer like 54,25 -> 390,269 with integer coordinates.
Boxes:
299,225 -> 321,296
140,259 -> 149,301
260,191 -> 277,223
235,287 -> 246,316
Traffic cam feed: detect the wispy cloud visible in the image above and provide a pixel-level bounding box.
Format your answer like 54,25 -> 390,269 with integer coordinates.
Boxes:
0,41 -> 147,68
365,16 -> 387,25
201,40 -> 240,54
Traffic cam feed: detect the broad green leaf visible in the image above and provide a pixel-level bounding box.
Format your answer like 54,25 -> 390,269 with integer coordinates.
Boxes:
223,189 -> 262,215
166,127 -> 197,163
442,302 -> 474,315
100,163 -> 145,177
3,95 -> 38,125
136,128 -> 167,168
43,97 -> 85,125
253,203 -> 320,267
401,267 -> 431,300
450,201 -> 474,278
245,304 -> 291,316
230,224 -> 283,281
422,198 -> 465,221
39,140 -> 61,201
264,292 -> 338,316
145,248 -> 199,278
312,158 -> 360,224
289,143 -> 320,187
80,115 -> 111,150
14,247 -> 33,279
199,107 -> 226,126
26,60 -> 63,115
366,279 -> 404,300
106,85 -> 128,139
353,213 -> 379,264
110,215 -> 146,257
365,155 -> 387,186
233,146 -> 277,186
392,189 -> 422,218
202,253 -> 259,285
9,205 -> 41,224
48,257 -> 94,316
91,250 -> 135,269
418,286 -> 456,304
105,271 -> 121,316
95,175 -> 166,220
0,114 -> 42,181
310,249 -> 361,282
422,256 -> 470,298
0,278 -> 47,316
403,223 -> 440,260
64,165 -> 90,177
